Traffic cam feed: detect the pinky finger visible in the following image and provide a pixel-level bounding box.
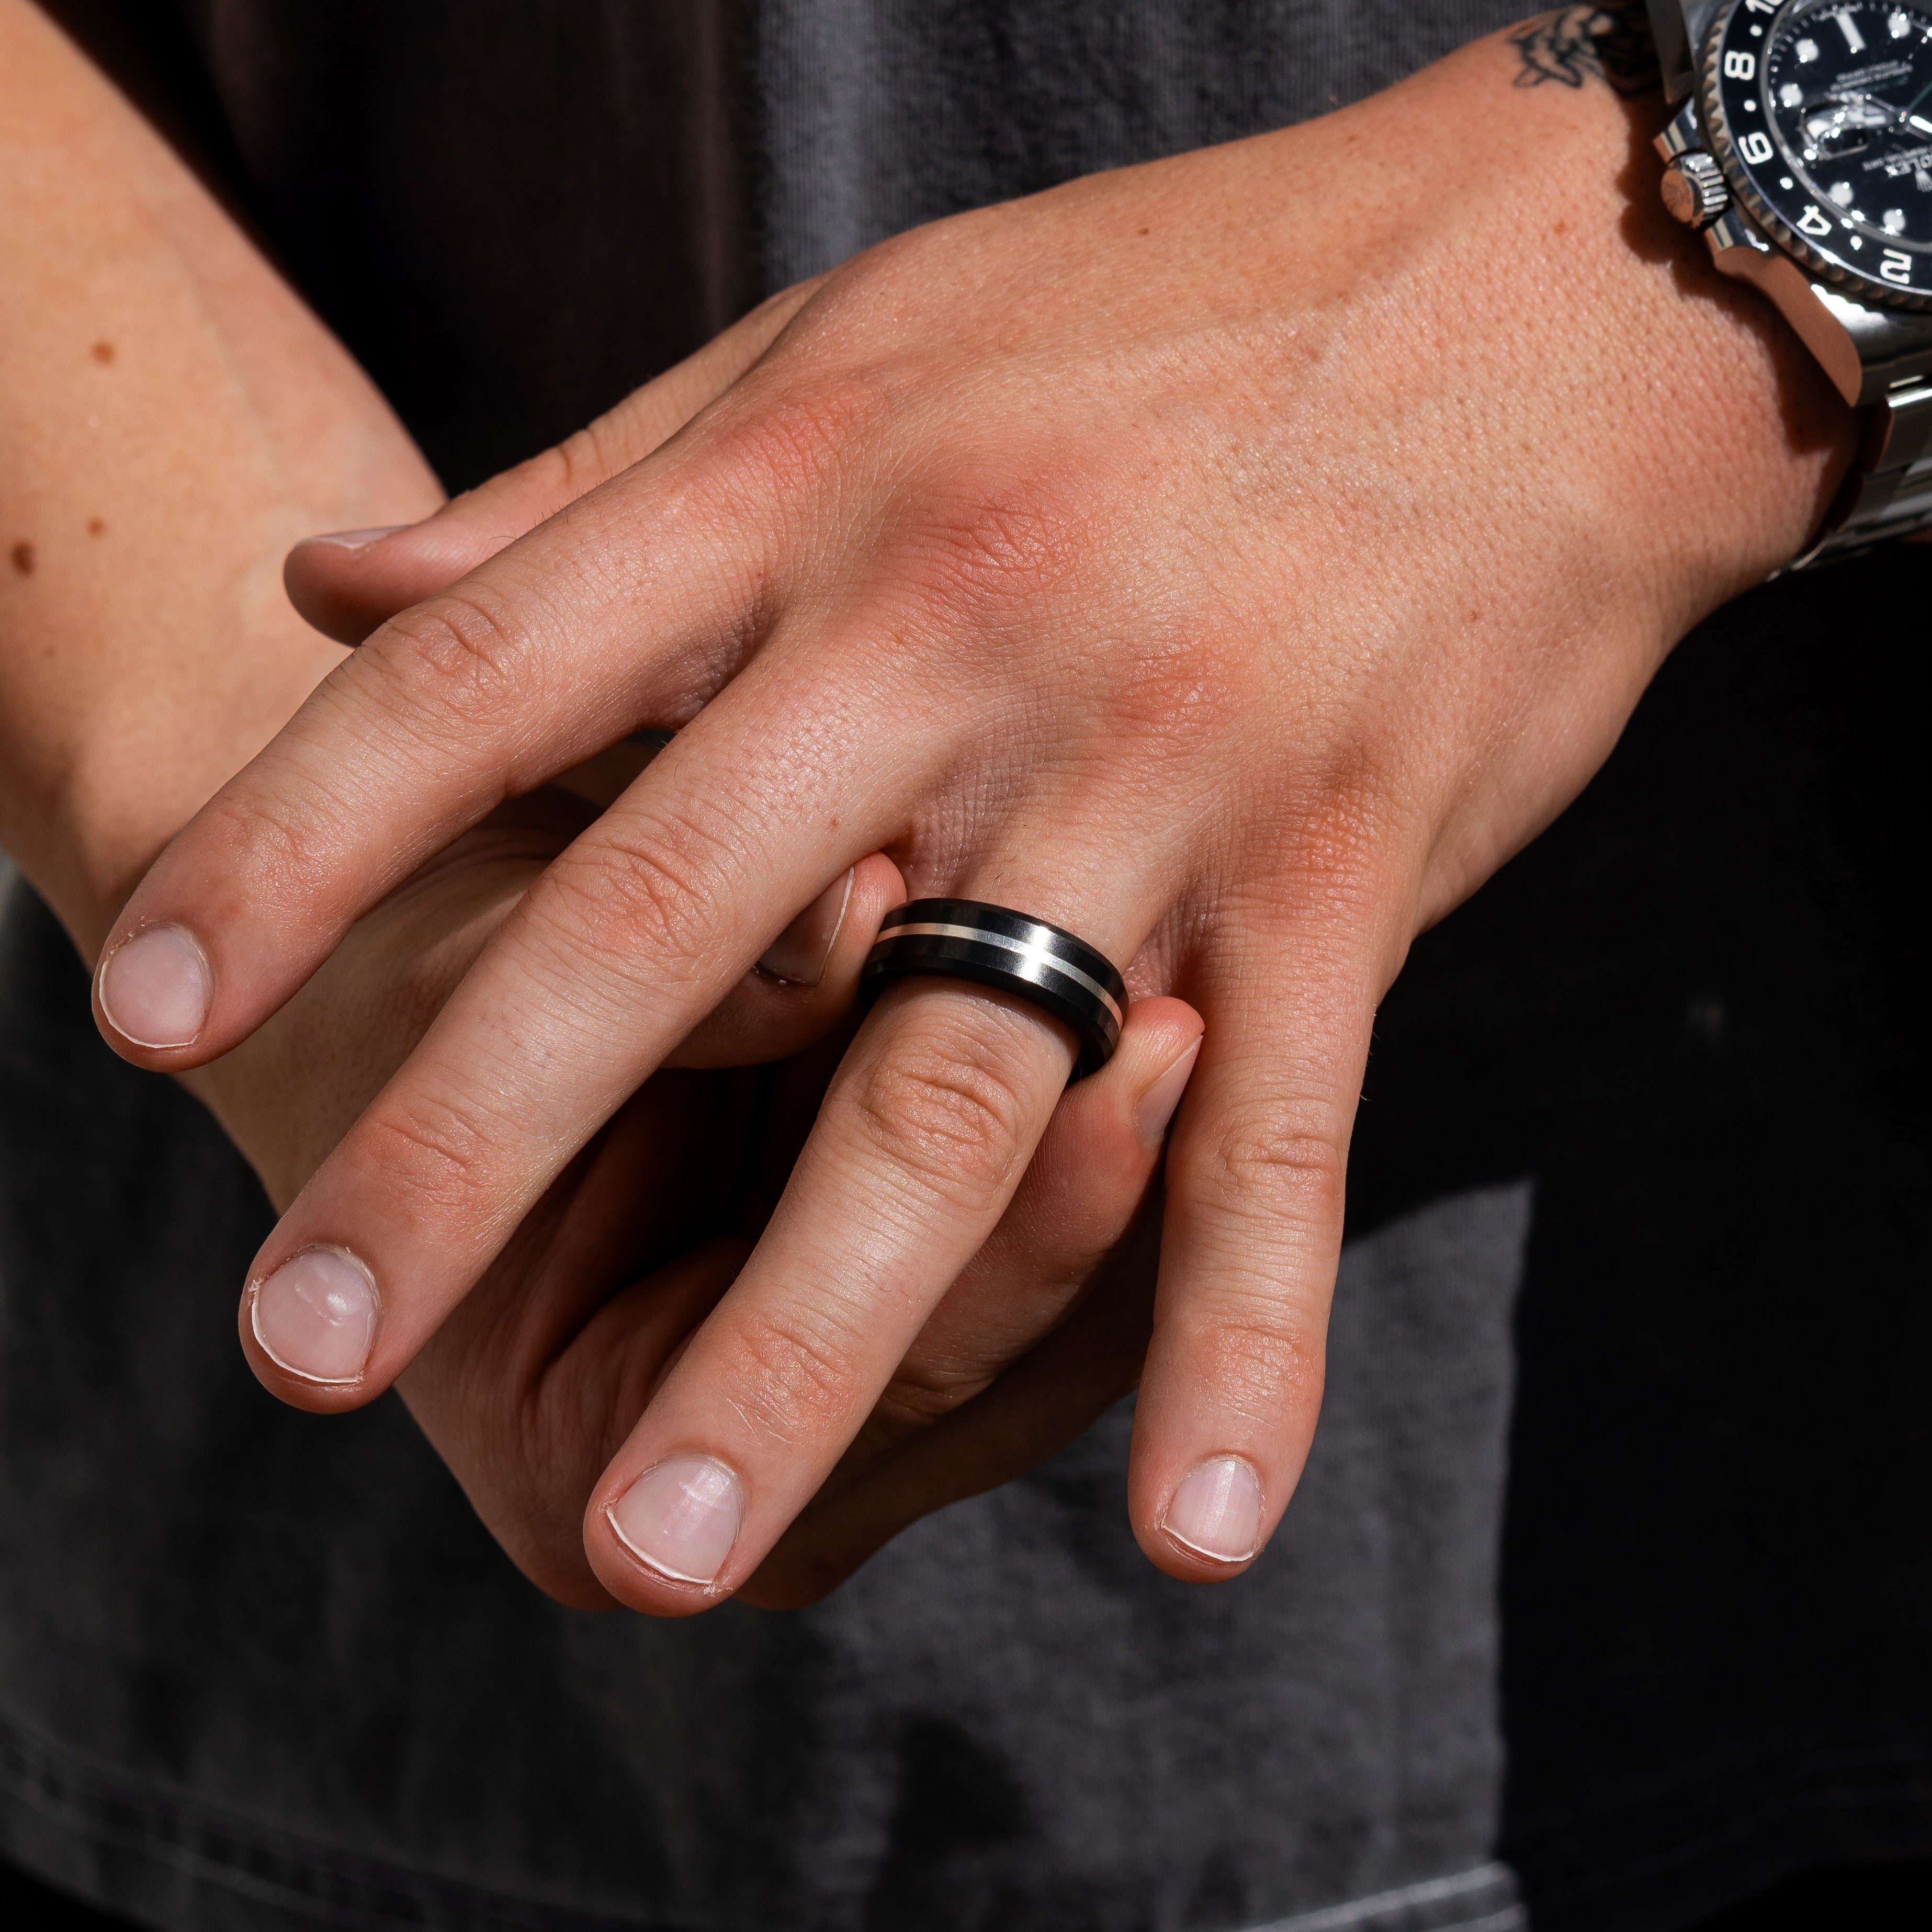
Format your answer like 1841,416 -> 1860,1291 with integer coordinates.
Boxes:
1127,931 -> 1381,1584
283,279 -> 824,643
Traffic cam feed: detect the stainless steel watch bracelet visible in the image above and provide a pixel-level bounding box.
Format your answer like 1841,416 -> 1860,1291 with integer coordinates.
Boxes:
1792,374 -> 1932,567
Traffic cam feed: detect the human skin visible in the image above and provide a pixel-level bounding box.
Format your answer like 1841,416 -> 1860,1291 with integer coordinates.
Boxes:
0,0 -> 1205,1609
95,7 -> 1865,1614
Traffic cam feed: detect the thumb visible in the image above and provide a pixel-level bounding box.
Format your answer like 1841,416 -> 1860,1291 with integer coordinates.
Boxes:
284,279 -> 823,643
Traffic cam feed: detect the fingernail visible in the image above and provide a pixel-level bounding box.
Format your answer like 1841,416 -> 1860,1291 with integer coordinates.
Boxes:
248,1246 -> 379,1385
97,923 -> 212,1048
756,869 -> 855,988
606,1457 -> 744,1588
297,525 -> 408,550
1134,1036 -> 1202,1150
1162,1455 -> 1263,1564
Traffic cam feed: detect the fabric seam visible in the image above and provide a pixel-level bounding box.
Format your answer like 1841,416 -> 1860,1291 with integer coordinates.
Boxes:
1237,1859 -> 1517,1931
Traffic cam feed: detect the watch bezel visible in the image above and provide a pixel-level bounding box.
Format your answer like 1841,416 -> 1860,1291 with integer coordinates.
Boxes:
1702,0 -> 1932,312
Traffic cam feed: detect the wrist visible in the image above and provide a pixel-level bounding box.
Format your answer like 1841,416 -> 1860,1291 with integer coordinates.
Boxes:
1473,13 -> 1860,607
2,563 -> 351,961
1237,14 -> 1857,634
0,0 -> 443,963
2,461 -> 432,962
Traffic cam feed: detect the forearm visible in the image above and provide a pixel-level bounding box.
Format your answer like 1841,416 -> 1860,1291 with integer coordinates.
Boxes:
0,0 -> 442,958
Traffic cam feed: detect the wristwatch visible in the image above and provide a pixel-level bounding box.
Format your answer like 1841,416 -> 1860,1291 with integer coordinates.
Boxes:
1648,0 -> 1932,564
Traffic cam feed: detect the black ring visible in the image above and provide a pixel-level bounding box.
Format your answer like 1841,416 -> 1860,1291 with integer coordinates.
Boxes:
859,898 -> 1127,1079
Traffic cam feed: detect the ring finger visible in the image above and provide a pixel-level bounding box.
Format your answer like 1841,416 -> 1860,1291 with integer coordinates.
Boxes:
581,925 -> 1155,1614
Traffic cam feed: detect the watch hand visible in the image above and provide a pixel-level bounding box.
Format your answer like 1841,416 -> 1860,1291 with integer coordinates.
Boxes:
1909,112 -> 1932,136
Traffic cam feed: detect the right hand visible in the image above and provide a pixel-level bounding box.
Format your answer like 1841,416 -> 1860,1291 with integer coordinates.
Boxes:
4,0 -> 1194,1614
99,8 -> 1847,1618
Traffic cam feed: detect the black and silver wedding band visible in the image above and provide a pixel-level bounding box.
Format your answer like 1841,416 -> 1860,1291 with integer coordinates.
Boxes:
858,898 -> 1127,1079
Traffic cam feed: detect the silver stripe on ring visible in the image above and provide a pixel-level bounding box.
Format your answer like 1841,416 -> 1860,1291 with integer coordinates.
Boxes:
880,920 -> 1125,1028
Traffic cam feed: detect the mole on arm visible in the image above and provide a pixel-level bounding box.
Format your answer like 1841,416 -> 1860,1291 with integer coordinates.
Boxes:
9,541 -> 35,576
87,518 -> 106,537
91,340 -> 116,365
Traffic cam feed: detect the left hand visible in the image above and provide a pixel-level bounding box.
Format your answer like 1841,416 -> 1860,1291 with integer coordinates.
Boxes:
191,790 -> 1205,1608
93,12 -> 1855,1613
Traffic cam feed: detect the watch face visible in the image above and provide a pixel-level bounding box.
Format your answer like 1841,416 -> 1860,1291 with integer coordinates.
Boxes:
1707,0 -> 1932,306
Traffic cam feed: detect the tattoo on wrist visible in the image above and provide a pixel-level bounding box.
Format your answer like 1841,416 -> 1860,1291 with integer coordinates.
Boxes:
1510,4 -> 1660,96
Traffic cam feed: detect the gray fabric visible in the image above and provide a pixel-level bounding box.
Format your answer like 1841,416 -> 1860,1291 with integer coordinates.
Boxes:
0,838 -> 1538,1924
0,847 -> 1532,1930
751,2 -> 1527,286
2,5 -> 1928,1931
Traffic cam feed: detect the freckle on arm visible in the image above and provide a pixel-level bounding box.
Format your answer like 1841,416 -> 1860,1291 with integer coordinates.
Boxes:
90,340 -> 115,364
9,541 -> 35,576
87,518 -> 105,537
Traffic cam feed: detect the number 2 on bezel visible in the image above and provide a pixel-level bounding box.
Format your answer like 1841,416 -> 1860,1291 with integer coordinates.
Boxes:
1881,247 -> 1915,284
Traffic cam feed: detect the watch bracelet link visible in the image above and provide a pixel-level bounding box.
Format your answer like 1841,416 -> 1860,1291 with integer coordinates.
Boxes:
1790,377 -> 1932,569
1791,378 -> 1932,569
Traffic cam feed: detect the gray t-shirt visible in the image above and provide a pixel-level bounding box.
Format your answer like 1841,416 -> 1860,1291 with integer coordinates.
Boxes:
1,6 -> 1925,1930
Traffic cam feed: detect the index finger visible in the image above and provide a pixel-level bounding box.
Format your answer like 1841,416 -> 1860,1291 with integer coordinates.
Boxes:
92,392 -> 803,1068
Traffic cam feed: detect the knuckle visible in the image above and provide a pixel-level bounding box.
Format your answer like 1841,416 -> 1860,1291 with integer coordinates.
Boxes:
372,586 -> 534,739
549,414 -> 632,496
888,459 -> 1091,630
718,1300 -> 871,1446
847,1017 -> 1037,1213
874,1343 -> 998,1431
541,807 -> 747,987
1183,1106 -> 1346,1230
850,217 -> 954,285
440,1393 -> 607,1608
195,776 -> 354,920
1291,782 -> 1402,895
559,837 -> 707,965
1182,1283 -> 1327,1423
489,432 -> 607,513
699,373 -> 881,513
1211,787 -> 1406,955
357,1086 -> 509,1219
864,1375 -> 978,1445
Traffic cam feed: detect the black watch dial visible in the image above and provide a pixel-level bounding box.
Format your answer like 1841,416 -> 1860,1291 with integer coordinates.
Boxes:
1708,0 -> 1932,305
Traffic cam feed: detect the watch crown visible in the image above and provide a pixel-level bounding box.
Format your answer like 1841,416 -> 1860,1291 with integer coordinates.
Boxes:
1660,151 -> 1730,230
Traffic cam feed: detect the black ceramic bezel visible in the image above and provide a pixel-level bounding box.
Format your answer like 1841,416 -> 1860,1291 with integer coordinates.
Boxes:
1703,0 -> 1932,310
